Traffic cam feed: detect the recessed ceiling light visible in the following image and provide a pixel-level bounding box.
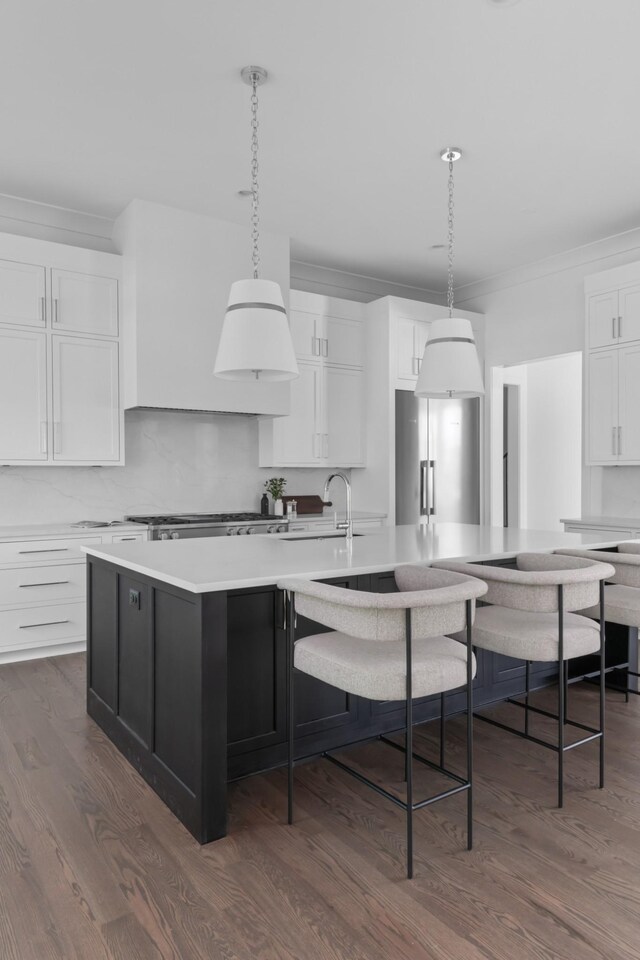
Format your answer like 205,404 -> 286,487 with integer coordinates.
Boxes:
237,189 -> 253,198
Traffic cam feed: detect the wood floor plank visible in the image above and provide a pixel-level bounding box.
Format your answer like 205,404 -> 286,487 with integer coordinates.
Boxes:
2,652 -> 640,960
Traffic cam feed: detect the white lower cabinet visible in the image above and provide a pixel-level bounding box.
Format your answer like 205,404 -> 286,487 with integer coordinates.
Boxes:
52,336 -> 120,462
0,329 -> 48,461
0,529 -> 147,663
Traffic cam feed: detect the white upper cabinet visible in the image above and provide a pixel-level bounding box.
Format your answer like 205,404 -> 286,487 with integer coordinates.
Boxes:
52,337 -> 120,462
587,349 -> 618,463
51,270 -> 118,336
0,329 -> 48,461
0,259 -> 46,327
0,234 -> 123,466
585,263 -> 640,465
396,316 -> 432,382
259,291 -> 365,467
618,343 -> 640,462
588,290 -> 619,349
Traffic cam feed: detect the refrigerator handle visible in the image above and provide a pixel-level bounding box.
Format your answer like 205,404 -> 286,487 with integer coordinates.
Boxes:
429,460 -> 436,515
419,459 -> 429,516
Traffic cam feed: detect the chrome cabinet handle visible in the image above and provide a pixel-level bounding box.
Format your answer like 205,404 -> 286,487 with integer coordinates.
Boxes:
19,619 -> 70,629
40,296 -> 46,323
429,459 -> 436,515
618,315 -> 622,339
420,459 -> 429,515
19,581 -> 70,588
53,298 -> 59,323
18,547 -> 69,554
322,338 -> 328,357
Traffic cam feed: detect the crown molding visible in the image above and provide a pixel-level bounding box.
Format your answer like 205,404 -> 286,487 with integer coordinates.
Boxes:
455,226 -> 640,304
0,193 -> 115,251
291,258 -> 446,305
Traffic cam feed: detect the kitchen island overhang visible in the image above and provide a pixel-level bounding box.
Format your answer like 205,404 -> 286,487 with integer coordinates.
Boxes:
83,524 -> 635,843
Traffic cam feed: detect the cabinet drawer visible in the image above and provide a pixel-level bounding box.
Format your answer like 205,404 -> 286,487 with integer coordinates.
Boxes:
0,562 -> 85,607
0,601 -> 86,654
0,536 -> 102,565
108,533 -> 146,543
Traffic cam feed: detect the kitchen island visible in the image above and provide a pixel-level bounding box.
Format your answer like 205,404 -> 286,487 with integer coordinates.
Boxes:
83,523 -> 634,843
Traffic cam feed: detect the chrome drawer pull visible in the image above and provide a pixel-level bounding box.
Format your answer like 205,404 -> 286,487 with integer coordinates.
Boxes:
18,548 -> 69,554
18,581 -> 70,588
19,619 -> 70,629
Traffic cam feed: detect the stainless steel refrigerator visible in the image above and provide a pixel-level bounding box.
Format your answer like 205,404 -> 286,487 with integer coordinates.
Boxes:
395,390 -> 480,525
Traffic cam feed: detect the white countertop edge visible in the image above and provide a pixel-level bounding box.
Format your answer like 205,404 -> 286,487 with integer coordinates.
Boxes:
82,528 -> 627,595
0,522 -> 147,542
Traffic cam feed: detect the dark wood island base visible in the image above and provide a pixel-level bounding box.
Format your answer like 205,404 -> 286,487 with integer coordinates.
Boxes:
86,556 -> 636,844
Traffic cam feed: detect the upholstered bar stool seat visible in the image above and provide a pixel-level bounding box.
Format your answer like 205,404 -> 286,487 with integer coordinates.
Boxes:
295,632 -> 475,701
465,606 -> 601,661
434,553 -> 614,808
277,567 -> 487,879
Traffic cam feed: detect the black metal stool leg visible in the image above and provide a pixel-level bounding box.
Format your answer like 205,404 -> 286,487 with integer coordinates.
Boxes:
558,587 -> 565,809
405,609 -> 413,880
599,580 -> 605,789
466,599 -> 473,851
563,660 -> 569,725
287,592 -> 295,825
440,691 -> 446,770
525,660 -> 530,737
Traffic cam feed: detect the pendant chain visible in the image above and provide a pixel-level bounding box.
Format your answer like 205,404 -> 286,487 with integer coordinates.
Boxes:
250,75 -> 260,280
447,156 -> 455,318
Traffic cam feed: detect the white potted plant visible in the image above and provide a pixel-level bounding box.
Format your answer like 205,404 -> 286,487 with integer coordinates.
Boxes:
264,477 -> 287,517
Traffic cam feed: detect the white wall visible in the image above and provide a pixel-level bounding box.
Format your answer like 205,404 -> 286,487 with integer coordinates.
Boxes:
0,409 -> 340,525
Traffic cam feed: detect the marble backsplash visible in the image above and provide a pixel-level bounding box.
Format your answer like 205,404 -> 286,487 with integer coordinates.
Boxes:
0,409 -> 341,525
600,466 -> 640,519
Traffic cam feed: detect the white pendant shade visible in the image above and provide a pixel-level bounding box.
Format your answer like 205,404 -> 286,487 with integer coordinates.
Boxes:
214,278 -> 299,381
415,317 -> 484,398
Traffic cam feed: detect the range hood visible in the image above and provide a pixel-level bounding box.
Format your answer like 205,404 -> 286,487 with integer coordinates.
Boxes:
113,200 -> 291,418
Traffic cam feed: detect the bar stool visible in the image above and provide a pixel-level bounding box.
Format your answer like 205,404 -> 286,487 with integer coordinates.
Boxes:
555,543 -> 640,697
277,567 -> 487,879
433,553 -> 614,807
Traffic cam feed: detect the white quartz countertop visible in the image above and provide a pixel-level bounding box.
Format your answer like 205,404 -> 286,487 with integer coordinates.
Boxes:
82,522 -> 629,594
561,516 -> 640,529
294,511 -> 386,522
0,522 -> 147,542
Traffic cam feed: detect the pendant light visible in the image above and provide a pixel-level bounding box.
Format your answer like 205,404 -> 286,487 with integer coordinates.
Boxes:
214,67 -> 298,382
415,148 -> 484,398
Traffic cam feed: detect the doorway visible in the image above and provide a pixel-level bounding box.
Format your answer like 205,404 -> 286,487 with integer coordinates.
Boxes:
491,352 -> 582,531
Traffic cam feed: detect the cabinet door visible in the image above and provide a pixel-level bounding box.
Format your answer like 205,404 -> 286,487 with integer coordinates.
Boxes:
51,270 -> 118,336
324,315 -> 363,367
0,259 -> 46,327
587,350 -> 618,463
618,344 -> 640,461
588,290 -> 619,349
271,360 -> 322,464
397,317 -> 418,380
617,284 -> 640,345
324,366 -> 365,465
413,320 -> 431,375
0,329 -> 48,461
289,308 -> 319,361
52,336 -> 120,462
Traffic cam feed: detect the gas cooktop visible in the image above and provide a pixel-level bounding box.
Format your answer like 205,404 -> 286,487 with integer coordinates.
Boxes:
126,512 -> 279,526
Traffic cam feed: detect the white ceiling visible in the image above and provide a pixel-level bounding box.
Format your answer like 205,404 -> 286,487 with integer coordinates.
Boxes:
2,0 -> 640,290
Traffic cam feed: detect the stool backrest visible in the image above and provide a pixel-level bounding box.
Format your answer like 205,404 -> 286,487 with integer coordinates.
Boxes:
433,553 -> 614,613
277,568 -> 487,642
555,546 -> 640,588
617,541 -> 640,556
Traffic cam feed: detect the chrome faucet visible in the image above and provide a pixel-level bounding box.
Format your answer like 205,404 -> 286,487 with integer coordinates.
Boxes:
323,471 -> 353,542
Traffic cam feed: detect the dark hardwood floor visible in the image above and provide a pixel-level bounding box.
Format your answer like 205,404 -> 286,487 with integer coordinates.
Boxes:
1,652 -> 639,959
